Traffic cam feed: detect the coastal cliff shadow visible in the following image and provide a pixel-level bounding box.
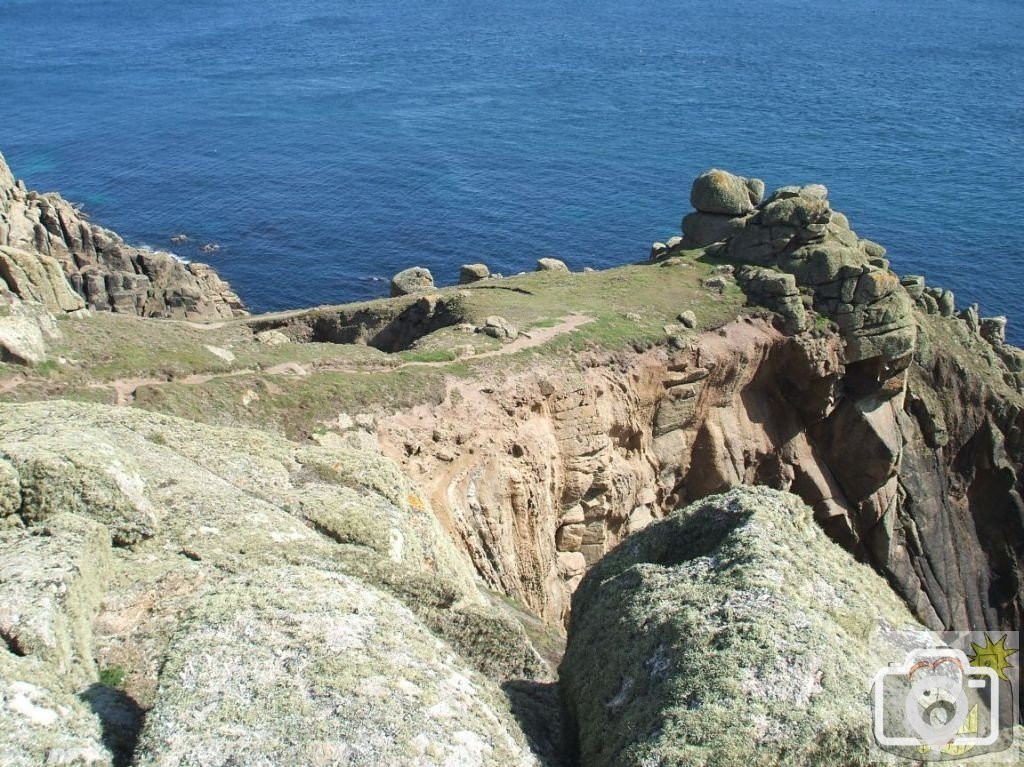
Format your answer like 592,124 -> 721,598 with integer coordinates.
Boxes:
80,683 -> 145,767
503,679 -> 575,767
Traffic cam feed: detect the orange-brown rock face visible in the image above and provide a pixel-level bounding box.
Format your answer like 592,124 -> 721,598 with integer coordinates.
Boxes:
0,152 -> 244,320
378,314 -> 1024,635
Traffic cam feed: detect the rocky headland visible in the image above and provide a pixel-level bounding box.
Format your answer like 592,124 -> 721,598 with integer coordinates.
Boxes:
0,153 -> 243,323
0,159 -> 1021,765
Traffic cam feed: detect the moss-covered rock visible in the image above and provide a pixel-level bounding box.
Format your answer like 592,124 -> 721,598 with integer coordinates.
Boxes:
0,456 -> 19,517
0,400 -> 549,764
134,566 -> 539,767
0,650 -> 112,767
560,486 -> 930,767
0,514 -> 111,690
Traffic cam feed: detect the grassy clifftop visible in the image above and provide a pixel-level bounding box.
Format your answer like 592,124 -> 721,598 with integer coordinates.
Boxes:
1,255 -> 748,439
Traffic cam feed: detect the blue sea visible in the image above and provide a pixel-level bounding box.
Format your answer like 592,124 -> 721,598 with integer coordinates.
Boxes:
1,0 -> 1022,341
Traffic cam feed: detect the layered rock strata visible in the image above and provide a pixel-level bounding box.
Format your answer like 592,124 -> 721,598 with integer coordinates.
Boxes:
0,153 -> 243,320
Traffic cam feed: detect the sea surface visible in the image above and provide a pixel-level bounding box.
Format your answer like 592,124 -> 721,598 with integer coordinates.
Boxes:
1,0 -> 1022,340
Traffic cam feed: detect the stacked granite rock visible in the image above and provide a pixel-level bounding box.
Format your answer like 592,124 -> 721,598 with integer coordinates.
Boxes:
682,168 -> 765,248
672,170 -> 917,375
732,265 -> 806,334
0,152 -> 244,321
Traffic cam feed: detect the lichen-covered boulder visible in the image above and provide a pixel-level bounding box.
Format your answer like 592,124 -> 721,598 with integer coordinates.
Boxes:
460,263 -> 491,283
0,292 -> 65,366
0,514 -> 111,691
0,650 -> 112,767
391,266 -> 435,297
134,566 -> 539,767
0,310 -> 46,365
535,257 -> 569,273
560,486 -> 929,767
690,169 -> 763,216
0,514 -> 115,767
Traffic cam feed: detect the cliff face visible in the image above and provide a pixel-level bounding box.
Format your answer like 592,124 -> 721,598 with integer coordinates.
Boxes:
377,174 -> 1024,635
0,153 -> 243,321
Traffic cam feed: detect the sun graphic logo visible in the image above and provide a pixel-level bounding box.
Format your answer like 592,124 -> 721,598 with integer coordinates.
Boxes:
968,634 -> 1018,683
871,630 -> 1020,763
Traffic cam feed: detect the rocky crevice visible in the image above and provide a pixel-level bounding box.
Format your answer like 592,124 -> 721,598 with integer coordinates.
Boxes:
379,314 -> 1024,636
247,292 -> 468,353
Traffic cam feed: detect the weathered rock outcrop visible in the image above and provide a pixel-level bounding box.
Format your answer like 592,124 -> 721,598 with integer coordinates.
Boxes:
2,162 -> 1022,764
0,152 -> 244,320
0,245 -> 85,314
135,566 -> 538,767
391,266 -> 435,297
380,272 -> 1023,636
675,171 -> 918,381
560,486 -> 929,767
0,291 -> 63,365
720,181 -> 916,372
0,401 -> 544,766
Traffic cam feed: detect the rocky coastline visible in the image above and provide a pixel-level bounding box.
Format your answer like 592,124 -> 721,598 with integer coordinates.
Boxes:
0,153 -> 244,323
1,157 -> 1021,765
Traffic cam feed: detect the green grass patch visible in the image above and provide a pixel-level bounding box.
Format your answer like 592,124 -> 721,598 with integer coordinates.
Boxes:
98,665 -> 126,688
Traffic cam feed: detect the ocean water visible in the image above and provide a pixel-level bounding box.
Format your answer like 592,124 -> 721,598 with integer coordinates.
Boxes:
1,0 -> 1022,340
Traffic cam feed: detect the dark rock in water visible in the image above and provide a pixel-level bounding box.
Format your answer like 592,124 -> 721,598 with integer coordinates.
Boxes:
0,151 -> 244,321
390,266 -> 435,296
